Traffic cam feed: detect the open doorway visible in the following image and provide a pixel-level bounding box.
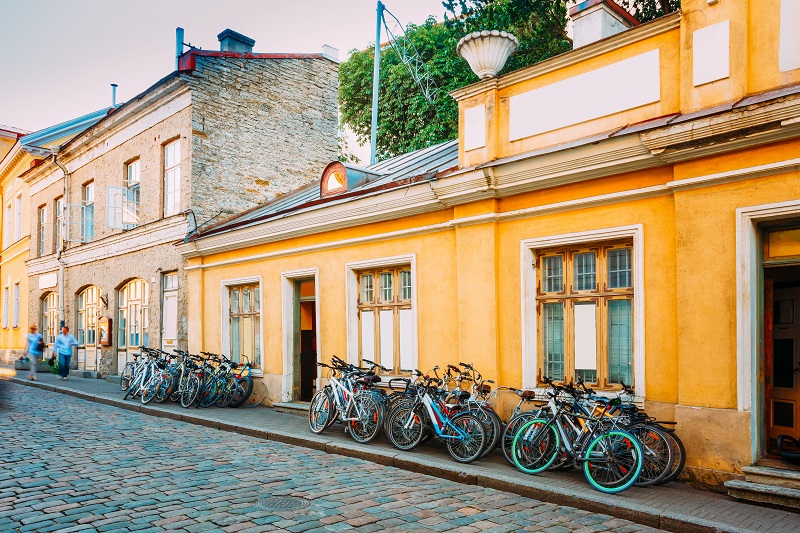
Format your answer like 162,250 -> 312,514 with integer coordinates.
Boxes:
763,225 -> 800,468
293,279 -> 317,402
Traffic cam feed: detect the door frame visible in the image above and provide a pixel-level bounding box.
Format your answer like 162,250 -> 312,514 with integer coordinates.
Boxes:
736,199 -> 800,463
281,268 -> 321,403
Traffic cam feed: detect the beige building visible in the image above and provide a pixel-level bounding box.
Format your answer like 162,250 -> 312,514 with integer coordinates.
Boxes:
22,30 -> 338,376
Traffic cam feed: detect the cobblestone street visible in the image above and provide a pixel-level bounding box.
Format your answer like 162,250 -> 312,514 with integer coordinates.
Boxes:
0,381 -> 663,533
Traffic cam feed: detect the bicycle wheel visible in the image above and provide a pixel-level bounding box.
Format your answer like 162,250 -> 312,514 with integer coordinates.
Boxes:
511,418 -> 560,474
216,375 -> 236,408
446,412 -> 486,464
120,362 -> 135,392
170,372 -> 186,402
501,413 -> 538,466
471,406 -> 502,458
181,373 -> 200,408
657,429 -> 686,485
386,404 -> 426,451
583,429 -> 644,494
229,374 -> 254,408
309,388 -> 334,434
141,374 -> 160,404
154,372 -> 175,404
345,392 -> 382,443
199,376 -> 222,407
634,424 -> 674,487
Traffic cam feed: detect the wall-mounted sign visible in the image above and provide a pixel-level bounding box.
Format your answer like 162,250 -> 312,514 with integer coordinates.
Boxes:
98,316 -> 112,346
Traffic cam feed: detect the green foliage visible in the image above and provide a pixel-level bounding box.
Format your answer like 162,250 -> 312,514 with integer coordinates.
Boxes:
338,1 -> 571,161
616,0 -> 680,23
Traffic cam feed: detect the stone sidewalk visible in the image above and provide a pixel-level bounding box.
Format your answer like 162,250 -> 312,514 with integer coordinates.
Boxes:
4,368 -> 799,533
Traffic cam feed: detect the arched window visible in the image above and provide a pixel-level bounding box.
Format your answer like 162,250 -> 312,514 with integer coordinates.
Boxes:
118,279 -> 149,349
41,292 -> 58,344
77,286 -> 100,346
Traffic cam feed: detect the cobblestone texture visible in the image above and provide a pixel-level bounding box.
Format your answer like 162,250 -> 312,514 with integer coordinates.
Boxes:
0,380 -> 664,532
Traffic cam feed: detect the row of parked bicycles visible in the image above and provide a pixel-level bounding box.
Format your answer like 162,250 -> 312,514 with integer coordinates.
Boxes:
308,356 -> 685,494
119,347 -> 255,408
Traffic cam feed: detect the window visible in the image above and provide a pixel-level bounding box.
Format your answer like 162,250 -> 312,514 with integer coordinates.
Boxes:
12,283 -> 19,328
118,279 -> 148,349
2,287 -> 8,328
38,206 -> 47,256
14,195 -> 22,242
77,286 -> 100,345
164,140 -> 181,216
42,292 -> 58,344
54,197 -> 64,250
108,160 -> 141,229
229,284 -> 261,367
536,243 -> 633,388
357,266 -> 413,373
162,273 -> 179,350
82,182 -> 94,241
3,201 -> 11,247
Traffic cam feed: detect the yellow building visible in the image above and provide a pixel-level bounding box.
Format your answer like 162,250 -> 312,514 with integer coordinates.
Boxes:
178,0 -> 800,492
0,111 -> 109,363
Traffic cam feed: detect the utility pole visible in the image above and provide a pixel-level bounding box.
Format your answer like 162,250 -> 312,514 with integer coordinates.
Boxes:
369,1 -> 384,165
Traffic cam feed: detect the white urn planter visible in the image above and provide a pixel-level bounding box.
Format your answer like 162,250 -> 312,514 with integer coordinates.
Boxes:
456,30 -> 519,80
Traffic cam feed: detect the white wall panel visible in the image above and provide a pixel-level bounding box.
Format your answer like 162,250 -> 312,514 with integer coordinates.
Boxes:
360,310 -> 374,361
693,20 -> 730,86
574,303 -> 598,371
509,49 -> 660,141
464,104 -> 486,151
399,309 -> 413,371
380,310 -> 393,369
781,0 -> 800,72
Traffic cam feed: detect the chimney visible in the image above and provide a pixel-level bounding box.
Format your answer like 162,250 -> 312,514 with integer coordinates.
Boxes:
217,29 -> 256,53
569,0 -> 639,49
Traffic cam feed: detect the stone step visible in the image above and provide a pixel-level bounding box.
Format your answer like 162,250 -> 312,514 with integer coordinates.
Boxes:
743,464 -> 800,490
70,370 -> 101,379
725,479 -> 800,509
272,402 -> 309,416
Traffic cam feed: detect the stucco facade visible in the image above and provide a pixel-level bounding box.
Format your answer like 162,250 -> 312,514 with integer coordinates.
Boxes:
179,0 -> 800,487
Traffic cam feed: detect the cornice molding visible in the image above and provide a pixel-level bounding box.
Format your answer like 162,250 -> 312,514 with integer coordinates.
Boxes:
449,13 -> 681,102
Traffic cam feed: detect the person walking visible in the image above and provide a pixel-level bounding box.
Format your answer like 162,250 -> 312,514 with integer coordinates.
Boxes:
52,325 -> 78,381
25,325 -> 44,381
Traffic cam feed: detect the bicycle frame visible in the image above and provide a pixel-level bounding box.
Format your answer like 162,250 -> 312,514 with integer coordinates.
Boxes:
404,390 -> 468,441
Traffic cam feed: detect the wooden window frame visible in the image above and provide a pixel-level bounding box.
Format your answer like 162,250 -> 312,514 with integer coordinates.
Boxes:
535,240 -> 634,390
356,265 -> 413,374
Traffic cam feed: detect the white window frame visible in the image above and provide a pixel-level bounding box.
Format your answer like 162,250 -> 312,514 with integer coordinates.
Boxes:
14,194 -> 22,242
345,254 -> 418,378
164,140 -> 181,217
2,286 -> 8,328
520,225 -> 645,401
12,282 -> 20,328
54,197 -> 64,250
281,268 -> 321,402
38,205 -> 47,256
220,276 -> 264,377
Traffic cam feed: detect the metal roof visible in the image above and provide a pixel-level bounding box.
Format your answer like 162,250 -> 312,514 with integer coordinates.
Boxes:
196,139 -> 458,238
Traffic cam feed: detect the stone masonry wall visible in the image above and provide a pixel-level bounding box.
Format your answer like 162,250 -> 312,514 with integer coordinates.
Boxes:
185,55 -> 339,226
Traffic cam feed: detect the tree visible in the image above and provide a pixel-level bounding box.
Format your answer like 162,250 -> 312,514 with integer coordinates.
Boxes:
616,0 -> 680,23
339,1 -> 571,161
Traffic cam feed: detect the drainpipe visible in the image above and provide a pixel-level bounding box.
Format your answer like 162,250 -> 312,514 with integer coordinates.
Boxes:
51,151 -> 69,329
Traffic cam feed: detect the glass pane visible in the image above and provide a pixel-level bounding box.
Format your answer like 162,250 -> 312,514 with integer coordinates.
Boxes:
773,401 -> 795,429
231,316 -> 240,362
243,288 -> 251,313
542,303 -> 564,381
542,256 -> 563,292
360,310 -> 375,362
775,339 -> 795,388
360,274 -> 373,303
400,270 -> 412,300
574,252 -> 596,291
253,287 -> 260,312
118,310 -> 126,348
574,302 -> 597,383
608,248 -> 632,289
380,272 -> 393,302
78,311 -> 85,345
608,299 -> 633,385
231,289 -> 240,313
253,314 -> 261,367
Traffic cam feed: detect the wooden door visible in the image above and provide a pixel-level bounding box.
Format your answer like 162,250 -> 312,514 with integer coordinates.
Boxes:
769,288 -> 800,439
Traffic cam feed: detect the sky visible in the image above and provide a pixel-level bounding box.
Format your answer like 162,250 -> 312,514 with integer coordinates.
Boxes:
0,0 -> 448,140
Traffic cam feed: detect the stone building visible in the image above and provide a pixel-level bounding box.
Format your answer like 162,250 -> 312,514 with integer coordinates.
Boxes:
22,30 -> 338,376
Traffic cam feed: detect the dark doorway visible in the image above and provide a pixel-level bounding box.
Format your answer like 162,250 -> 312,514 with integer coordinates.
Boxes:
293,280 -> 317,402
